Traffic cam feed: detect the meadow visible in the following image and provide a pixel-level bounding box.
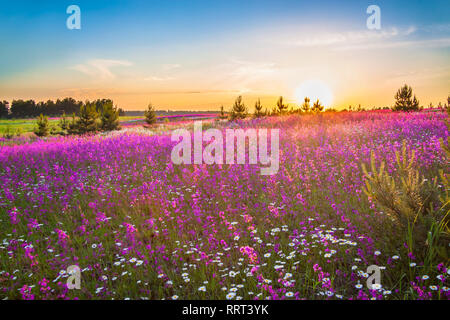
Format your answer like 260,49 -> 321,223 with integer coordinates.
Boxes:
0,118 -> 60,135
0,114 -> 218,135
0,116 -> 144,135
0,111 -> 448,300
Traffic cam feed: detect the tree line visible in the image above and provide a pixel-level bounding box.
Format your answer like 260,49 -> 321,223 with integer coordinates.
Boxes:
223,96 -> 325,121
222,85 -> 450,121
34,101 -> 121,137
0,98 -> 125,119
33,100 -> 160,137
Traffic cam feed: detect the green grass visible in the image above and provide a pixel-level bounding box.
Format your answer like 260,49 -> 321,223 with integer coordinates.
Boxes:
0,119 -> 58,134
0,117 -> 144,134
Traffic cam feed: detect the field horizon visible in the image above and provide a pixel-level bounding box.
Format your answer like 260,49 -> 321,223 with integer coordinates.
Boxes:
1,109 -> 449,301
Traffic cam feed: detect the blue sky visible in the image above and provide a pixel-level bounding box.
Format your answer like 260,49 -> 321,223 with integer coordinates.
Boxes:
0,0 -> 449,109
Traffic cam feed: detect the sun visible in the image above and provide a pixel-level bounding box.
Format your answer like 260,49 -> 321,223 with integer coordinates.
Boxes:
294,80 -> 333,107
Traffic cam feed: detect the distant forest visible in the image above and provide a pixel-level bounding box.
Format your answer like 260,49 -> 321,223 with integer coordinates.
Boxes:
0,98 -> 220,119
0,98 -> 125,119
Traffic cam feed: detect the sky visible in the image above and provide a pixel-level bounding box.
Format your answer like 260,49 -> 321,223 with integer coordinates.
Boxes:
0,0 -> 449,111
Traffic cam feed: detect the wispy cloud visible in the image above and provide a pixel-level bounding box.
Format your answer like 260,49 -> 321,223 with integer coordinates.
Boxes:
144,76 -> 175,81
277,26 -> 417,47
384,66 -> 450,86
422,23 -> 450,33
162,64 -> 181,71
336,37 -> 450,51
59,87 -> 241,96
143,63 -> 181,81
229,59 -> 277,78
213,59 -> 280,93
70,59 -> 133,80
281,27 -> 416,48
273,25 -> 450,52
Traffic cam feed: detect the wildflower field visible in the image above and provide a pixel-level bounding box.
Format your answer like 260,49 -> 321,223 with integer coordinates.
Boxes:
0,111 -> 448,300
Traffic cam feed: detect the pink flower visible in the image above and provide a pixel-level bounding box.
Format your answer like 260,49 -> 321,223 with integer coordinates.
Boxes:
55,228 -> 69,247
8,207 -> 19,225
20,285 -> 35,300
240,246 -> 258,264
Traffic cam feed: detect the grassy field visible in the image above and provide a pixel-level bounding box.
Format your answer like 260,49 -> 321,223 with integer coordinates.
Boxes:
0,115 -> 218,135
0,117 -> 144,135
0,119 -> 58,134
0,111 -> 448,300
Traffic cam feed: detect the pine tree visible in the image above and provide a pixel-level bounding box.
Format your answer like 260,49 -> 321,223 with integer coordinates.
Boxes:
229,96 -> 247,120
254,99 -> 264,118
3,126 -> 14,139
100,101 -> 121,131
57,112 -> 70,135
276,96 -> 288,115
270,106 -> 277,116
412,96 -> 419,109
0,101 -> 8,119
34,114 -> 50,137
219,105 -> 227,119
301,97 -> 311,113
77,103 -> 99,134
144,103 -> 157,125
67,113 -> 79,135
311,99 -> 324,113
393,84 -> 420,111
59,112 -> 69,130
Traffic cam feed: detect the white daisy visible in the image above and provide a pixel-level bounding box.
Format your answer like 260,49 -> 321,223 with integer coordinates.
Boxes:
226,292 -> 236,300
